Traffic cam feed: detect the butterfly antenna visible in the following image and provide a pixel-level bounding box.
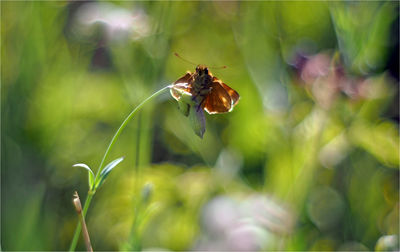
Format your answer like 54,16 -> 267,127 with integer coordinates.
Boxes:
174,52 -> 228,69
208,65 -> 227,70
174,53 -> 197,66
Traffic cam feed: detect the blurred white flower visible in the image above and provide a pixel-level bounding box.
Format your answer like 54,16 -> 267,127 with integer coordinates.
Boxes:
241,194 -> 295,235
73,2 -> 151,42
375,235 -> 399,251
201,196 -> 240,236
225,220 -> 271,251
197,194 -> 294,250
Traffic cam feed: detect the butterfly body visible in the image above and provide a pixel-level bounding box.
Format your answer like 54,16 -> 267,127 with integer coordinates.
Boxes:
171,65 -> 240,114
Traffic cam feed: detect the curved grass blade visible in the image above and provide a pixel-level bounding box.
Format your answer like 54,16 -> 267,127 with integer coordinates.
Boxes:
95,157 -> 124,189
73,163 -> 95,189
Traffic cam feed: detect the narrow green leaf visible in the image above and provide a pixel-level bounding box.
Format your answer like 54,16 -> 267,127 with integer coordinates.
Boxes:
188,105 -> 206,138
95,157 -> 124,189
73,163 -> 95,188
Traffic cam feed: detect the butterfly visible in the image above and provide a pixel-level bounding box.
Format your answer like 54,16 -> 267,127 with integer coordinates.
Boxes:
170,64 -> 240,115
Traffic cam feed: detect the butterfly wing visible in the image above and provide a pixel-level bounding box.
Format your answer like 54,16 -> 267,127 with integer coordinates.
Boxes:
213,77 -> 240,106
175,72 -> 192,85
203,81 -> 232,114
170,72 -> 193,101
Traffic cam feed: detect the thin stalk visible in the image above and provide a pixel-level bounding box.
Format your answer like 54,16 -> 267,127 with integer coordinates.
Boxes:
73,191 -> 93,252
69,192 -> 94,251
94,85 -> 171,181
69,85 -> 171,251
130,111 -> 142,250
134,112 -> 142,195
129,197 -> 143,250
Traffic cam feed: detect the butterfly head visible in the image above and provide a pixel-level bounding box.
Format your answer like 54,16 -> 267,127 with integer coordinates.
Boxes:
195,65 -> 209,77
194,65 -> 212,87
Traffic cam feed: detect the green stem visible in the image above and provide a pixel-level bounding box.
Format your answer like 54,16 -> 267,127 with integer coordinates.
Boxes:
129,197 -> 143,250
94,85 -> 171,181
69,85 -> 171,251
134,112 -> 142,195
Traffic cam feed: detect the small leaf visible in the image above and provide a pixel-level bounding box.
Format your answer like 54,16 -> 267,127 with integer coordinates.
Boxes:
170,84 -> 206,138
188,105 -> 206,138
177,99 -> 190,117
140,183 -> 154,204
73,163 -> 95,188
95,157 -> 124,189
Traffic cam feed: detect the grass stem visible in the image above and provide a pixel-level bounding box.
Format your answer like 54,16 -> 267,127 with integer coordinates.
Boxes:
73,192 -> 93,252
69,85 -> 171,251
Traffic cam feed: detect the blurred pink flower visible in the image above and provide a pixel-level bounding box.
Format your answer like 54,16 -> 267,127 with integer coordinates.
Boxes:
293,51 -> 380,108
196,194 -> 294,250
73,2 -> 151,42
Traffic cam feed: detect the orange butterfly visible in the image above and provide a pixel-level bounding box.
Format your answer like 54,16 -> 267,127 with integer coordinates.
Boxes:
170,64 -> 240,114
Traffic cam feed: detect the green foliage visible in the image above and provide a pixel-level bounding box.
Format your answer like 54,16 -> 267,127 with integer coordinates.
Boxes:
2,1 -> 398,251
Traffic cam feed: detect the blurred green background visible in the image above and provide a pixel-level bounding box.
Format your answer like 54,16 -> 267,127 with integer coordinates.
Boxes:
2,1 -> 399,251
